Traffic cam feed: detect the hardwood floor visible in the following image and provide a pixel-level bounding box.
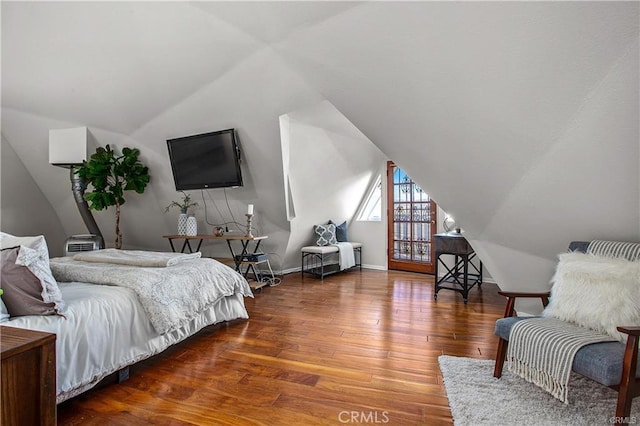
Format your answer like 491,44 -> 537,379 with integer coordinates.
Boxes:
57,269 -> 505,425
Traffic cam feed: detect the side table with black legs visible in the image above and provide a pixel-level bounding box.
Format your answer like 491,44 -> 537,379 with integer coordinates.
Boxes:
433,232 -> 483,304
163,234 -> 270,291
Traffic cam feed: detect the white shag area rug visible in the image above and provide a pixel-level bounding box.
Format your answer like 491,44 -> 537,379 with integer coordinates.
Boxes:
439,355 -> 639,426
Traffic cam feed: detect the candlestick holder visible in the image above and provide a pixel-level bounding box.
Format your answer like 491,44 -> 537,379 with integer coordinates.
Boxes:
245,213 -> 254,238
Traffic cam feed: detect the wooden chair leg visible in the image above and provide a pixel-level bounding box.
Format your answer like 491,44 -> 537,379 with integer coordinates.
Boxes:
616,333 -> 639,418
493,338 -> 508,378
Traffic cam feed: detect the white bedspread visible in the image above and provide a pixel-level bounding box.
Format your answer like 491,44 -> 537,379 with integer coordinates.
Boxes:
334,242 -> 356,270
73,248 -> 201,267
3,281 -> 249,403
50,256 -> 252,334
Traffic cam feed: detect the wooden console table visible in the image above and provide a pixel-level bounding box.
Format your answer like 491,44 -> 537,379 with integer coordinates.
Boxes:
433,232 -> 483,304
163,234 -> 270,291
1,326 -> 56,426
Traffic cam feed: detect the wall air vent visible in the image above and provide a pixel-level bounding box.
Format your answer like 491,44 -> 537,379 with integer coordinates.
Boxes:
64,234 -> 103,257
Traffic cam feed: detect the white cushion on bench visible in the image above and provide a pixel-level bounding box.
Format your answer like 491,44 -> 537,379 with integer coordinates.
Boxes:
301,242 -> 361,254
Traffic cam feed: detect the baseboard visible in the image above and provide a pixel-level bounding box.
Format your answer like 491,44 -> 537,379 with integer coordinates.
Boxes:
281,266 -> 300,275
514,311 -> 536,317
362,264 -> 386,271
278,264 -> 386,275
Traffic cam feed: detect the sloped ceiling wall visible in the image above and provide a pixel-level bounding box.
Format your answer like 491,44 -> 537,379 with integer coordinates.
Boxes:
275,1 -> 639,297
2,2 -> 638,299
281,101 -> 387,269
0,136 -> 67,256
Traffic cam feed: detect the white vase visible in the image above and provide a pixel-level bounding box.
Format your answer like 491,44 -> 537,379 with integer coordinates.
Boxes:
177,213 -> 188,235
186,215 -> 198,236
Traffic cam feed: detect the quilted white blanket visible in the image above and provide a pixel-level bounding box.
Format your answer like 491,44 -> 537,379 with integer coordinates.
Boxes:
73,248 -> 201,267
50,256 -> 252,334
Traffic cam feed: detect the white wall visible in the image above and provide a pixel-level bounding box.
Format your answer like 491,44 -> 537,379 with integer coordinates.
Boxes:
126,49 -> 326,267
0,136 -> 67,256
281,101 -> 387,270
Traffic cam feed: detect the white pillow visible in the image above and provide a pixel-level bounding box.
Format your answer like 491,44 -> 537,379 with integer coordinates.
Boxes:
542,252 -> 640,342
0,234 -> 65,313
0,298 -> 9,322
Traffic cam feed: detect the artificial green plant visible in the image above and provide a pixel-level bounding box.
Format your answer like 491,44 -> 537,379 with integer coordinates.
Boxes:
77,145 -> 150,249
165,191 -> 199,214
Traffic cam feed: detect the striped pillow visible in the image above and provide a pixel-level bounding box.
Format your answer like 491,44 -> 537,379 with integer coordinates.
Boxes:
587,240 -> 640,261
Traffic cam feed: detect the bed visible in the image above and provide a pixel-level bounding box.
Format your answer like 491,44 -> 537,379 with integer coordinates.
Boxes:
0,235 -> 252,403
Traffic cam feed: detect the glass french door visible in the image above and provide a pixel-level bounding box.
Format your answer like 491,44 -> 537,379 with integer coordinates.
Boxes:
387,161 -> 437,274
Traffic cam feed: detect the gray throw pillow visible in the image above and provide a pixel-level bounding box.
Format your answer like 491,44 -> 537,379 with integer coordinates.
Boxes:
314,223 -> 338,246
0,247 -> 60,317
329,220 -> 348,242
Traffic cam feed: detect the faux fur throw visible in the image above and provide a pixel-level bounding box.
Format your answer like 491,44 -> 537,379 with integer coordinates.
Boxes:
507,317 -> 616,403
542,252 -> 640,342
50,256 -> 252,334
73,248 -> 201,267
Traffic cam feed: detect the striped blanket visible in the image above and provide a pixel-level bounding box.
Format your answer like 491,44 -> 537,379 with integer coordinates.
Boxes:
507,317 -> 617,403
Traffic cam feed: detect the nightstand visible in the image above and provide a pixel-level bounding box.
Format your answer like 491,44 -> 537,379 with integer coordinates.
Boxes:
433,232 -> 483,304
1,326 -> 56,426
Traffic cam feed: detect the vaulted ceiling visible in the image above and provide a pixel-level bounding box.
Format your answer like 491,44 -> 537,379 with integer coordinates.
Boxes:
2,2 -> 358,134
2,2 -> 638,299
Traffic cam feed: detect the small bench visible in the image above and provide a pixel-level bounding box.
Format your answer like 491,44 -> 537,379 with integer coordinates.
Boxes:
301,243 -> 362,279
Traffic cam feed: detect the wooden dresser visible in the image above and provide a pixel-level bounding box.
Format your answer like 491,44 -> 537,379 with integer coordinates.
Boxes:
1,326 -> 56,426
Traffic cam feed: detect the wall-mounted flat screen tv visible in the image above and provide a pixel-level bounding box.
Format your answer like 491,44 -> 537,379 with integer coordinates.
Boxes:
167,129 -> 243,190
